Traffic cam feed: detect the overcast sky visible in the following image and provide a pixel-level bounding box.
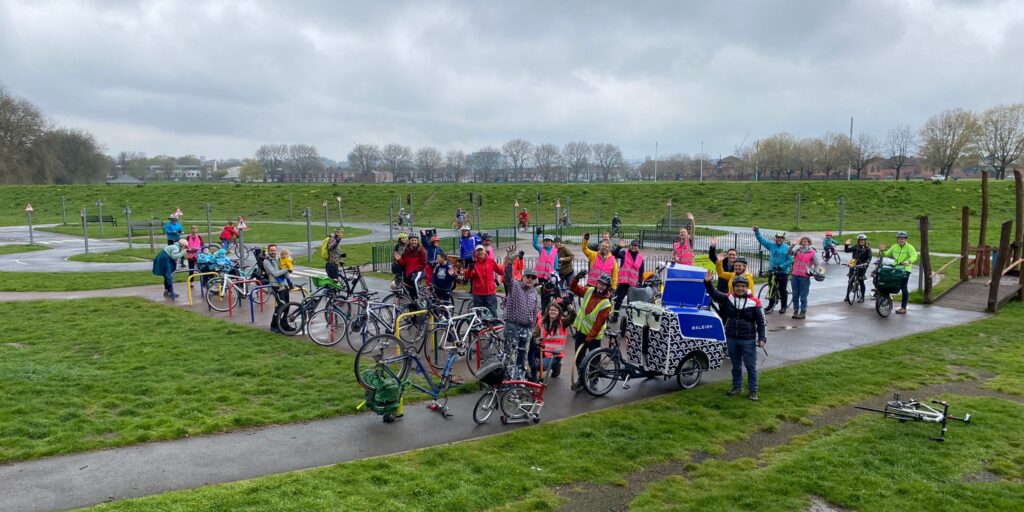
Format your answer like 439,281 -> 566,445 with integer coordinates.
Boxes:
2,0 -> 1022,161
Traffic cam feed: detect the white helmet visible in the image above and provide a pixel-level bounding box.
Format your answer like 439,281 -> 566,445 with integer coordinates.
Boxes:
461,225 -> 471,231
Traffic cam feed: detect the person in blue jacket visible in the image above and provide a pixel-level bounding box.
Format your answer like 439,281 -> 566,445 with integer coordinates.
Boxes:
164,215 -> 184,246
458,225 -> 480,267
753,226 -> 793,314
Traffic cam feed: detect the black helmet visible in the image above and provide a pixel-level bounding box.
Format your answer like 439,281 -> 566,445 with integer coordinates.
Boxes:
732,276 -> 749,288
596,275 -> 612,287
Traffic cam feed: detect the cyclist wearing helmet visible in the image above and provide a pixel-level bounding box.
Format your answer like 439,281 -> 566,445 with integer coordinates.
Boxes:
879,231 -> 918,314
458,225 -> 480,266
518,208 -> 529,230
611,212 -> 622,235
569,270 -> 613,389
753,226 -> 794,314
822,231 -> 838,262
843,234 -> 872,303
703,269 -> 767,401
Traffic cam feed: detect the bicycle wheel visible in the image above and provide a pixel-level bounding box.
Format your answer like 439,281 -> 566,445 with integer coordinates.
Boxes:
250,285 -> 272,306
675,353 -> 703,390
205,279 -> 240,312
581,348 -> 621,397
853,280 -> 864,303
500,385 -> 533,420
876,293 -> 893,317
421,325 -> 456,371
275,302 -> 306,336
354,334 -> 410,391
757,283 -> 776,312
473,389 -> 497,424
831,252 -> 842,265
845,278 -> 856,305
307,305 -> 349,346
466,330 -> 504,377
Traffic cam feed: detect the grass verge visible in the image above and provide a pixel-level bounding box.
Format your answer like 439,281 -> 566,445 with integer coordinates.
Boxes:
0,244 -> 49,256
67,248 -> 158,263
89,303 -> 1024,511
0,271 -> 172,291
38,223 -> 370,243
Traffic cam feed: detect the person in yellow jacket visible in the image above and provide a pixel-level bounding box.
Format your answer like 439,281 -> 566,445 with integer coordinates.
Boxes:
581,232 -> 618,289
715,256 -> 755,293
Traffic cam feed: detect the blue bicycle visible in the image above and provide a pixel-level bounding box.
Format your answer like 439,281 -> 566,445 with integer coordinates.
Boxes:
354,333 -> 460,418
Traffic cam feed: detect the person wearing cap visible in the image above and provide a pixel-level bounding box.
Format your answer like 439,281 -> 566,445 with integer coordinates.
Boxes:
464,244 -> 503,318
822,231 -> 839,263
714,253 -> 755,294
879,231 -> 917,314
753,226 -> 794,314
396,235 -> 428,304
164,215 -> 184,246
554,236 -> 575,283
611,212 -> 622,235
703,269 -> 767,401
569,269 -> 613,389
581,233 -> 618,292
788,236 -> 824,320
325,227 -> 346,281
152,239 -> 188,299
708,236 -> 740,294
503,245 -> 540,379
610,238 -> 645,322
844,234 -> 872,303
532,230 -> 558,282
458,226 -> 480,267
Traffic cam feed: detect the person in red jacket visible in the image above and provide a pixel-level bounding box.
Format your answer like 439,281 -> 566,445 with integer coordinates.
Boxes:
219,221 -> 239,252
464,245 -> 503,318
395,235 -> 427,303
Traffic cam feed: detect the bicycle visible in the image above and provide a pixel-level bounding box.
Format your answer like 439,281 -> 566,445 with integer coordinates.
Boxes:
578,330 -> 706,397
856,394 -> 971,442
756,268 -> 791,313
205,263 -> 270,312
354,333 -> 457,418
472,360 -> 546,425
844,262 -> 869,305
823,245 -> 841,265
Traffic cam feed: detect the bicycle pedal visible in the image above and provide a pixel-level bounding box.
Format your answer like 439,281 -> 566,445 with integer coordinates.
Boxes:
622,384 -> 631,390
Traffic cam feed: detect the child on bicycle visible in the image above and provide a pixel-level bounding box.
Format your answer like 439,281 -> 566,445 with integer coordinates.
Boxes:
277,248 -> 295,290
822,231 -> 838,262
844,234 -> 872,303
219,221 -> 239,252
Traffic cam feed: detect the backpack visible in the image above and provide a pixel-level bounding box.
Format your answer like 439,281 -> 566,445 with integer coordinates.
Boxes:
250,248 -> 270,283
320,237 -> 331,260
361,368 -> 404,416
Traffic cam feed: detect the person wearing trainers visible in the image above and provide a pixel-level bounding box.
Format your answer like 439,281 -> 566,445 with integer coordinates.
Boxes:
788,236 -> 824,320
152,239 -> 188,299
844,234 -> 872,303
703,270 -> 767,401
880,231 -> 918,314
753,227 -> 793,314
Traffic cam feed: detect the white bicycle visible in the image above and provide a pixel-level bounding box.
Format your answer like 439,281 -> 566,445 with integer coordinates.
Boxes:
856,394 -> 971,442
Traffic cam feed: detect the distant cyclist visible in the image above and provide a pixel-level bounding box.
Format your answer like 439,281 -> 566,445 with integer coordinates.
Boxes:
822,231 -> 839,262
753,226 -> 794,314
610,212 -> 622,236
843,234 -> 872,303
879,231 -> 918,315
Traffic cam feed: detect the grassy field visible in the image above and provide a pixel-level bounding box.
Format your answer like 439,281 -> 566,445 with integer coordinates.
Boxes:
2,181 -> 1018,239
0,271 -> 173,291
89,303 -> 1024,512
67,248 -> 158,263
0,244 -> 49,255
39,222 -> 369,243
0,298 -> 367,463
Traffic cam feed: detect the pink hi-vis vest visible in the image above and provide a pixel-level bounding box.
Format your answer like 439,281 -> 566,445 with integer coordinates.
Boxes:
537,312 -> 568,358
674,239 -> 694,265
792,249 -> 815,277
535,246 -> 556,279
588,253 -> 615,286
619,250 -> 643,286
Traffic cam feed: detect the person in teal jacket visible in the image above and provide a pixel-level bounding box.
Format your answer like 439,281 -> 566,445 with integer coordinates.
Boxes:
753,226 -> 794,313
880,231 -> 918,314
152,239 -> 187,299
163,215 -> 183,245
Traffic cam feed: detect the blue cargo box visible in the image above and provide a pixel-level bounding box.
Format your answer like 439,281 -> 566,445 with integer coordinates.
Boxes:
662,263 -> 711,309
667,306 -> 725,341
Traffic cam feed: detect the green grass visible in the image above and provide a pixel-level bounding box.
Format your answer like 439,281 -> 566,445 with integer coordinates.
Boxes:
0,298 -> 366,464
0,244 -> 49,255
632,395 -> 1024,511
2,181 -> 1017,236
67,248 -> 159,263
0,271 -> 171,291
39,222 -> 370,243
89,302 -> 1024,511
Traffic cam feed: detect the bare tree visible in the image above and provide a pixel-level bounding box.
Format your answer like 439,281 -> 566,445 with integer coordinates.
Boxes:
501,139 -> 533,182
381,143 -> 413,182
886,124 -> 917,180
254,143 -> 288,181
753,133 -> 798,180
444,149 -> 468,182
468,146 -> 502,182
348,143 -> 381,177
919,108 -> 979,178
287,144 -> 322,175
850,133 -> 881,180
415,147 -> 443,182
116,151 -> 147,178
532,143 -> 561,182
977,103 -> 1024,180
592,143 -> 625,181
562,141 -> 591,182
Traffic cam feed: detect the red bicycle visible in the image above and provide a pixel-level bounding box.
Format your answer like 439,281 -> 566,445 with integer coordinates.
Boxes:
472,360 -> 546,424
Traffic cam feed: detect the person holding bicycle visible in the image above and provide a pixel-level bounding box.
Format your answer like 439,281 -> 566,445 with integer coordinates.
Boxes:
879,231 -> 918,315
503,245 -> 541,380
673,213 -> 697,265
518,209 -> 529,230
219,220 -> 239,252
788,236 -> 824,319
456,207 -> 466,228
844,234 -> 872,303
569,270 -> 613,389
396,235 -> 428,305
703,270 -> 766,401
263,243 -> 293,333
754,227 -> 793,314
822,231 -> 839,262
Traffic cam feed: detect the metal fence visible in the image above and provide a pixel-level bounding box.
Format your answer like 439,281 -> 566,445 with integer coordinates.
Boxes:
370,227 -> 520,272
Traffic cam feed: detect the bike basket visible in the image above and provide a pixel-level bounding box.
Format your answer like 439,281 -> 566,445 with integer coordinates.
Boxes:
877,266 -> 906,294
312,276 -> 344,291
475,361 -> 507,387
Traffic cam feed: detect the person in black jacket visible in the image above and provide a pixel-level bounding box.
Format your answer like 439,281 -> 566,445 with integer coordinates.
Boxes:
703,269 -> 767,401
843,234 -> 872,303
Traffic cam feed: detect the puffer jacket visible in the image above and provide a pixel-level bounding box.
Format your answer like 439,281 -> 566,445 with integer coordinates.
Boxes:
755,230 -> 793,273
459,234 -> 481,260
704,280 -> 767,341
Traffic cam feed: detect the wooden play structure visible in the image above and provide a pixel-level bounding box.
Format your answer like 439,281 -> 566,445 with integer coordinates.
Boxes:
926,170 -> 1024,313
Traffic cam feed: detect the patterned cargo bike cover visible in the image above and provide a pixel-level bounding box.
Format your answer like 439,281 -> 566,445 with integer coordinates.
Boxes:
623,302 -> 726,376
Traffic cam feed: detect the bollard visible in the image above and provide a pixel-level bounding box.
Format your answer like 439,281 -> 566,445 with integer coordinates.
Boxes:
61,195 -> 67,225
26,205 -> 34,245
81,208 -> 89,254
336,196 -> 343,228
388,200 -> 394,241
322,201 -> 329,238
288,194 -> 293,221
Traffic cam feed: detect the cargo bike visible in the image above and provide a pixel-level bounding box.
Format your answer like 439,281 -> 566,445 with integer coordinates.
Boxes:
578,263 -> 728,397
871,256 -> 906,318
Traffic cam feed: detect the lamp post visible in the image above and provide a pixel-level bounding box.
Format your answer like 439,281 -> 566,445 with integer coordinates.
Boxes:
124,204 -> 133,249
25,204 -> 34,245
205,203 -> 212,242
513,199 -> 519,231
666,198 -> 673,229
322,201 -> 329,237
303,207 -> 312,262
81,208 -> 89,254
96,199 -> 104,236
336,196 -> 343,228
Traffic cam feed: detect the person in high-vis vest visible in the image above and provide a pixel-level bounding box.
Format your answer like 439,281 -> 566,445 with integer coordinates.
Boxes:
532,232 -> 560,309
673,212 -> 697,265
611,239 -> 645,322
532,301 -> 575,380
569,270 -> 613,389
788,236 -> 824,320
879,231 -> 918,315
581,233 -> 618,290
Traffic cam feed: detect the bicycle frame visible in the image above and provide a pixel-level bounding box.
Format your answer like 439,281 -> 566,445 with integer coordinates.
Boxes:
856,394 -> 971,442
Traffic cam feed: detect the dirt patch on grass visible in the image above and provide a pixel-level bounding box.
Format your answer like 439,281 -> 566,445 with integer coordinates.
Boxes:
3,342 -> 27,349
962,470 -> 1004,483
556,377 -> 1018,512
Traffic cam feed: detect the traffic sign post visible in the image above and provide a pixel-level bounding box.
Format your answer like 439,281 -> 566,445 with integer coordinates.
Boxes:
25,204 -> 34,245
124,205 -> 133,249
81,208 -> 89,254
61,195 -> 67,225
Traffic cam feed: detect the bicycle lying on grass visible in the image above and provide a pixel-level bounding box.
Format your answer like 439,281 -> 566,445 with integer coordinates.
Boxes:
856,394 -> 971,442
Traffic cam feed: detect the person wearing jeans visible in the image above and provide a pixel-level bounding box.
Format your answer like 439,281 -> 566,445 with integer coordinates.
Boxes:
881,231 -> 918,314
703,270 -> 767,401
788,236 -> 823,320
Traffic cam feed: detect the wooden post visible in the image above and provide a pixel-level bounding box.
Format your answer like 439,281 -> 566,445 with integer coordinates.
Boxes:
920,215 -> 932,304
978,171 -> 990,277
1016,170 -> 1024,301
960,206 -> 970,282
987,220 -> 1012,313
